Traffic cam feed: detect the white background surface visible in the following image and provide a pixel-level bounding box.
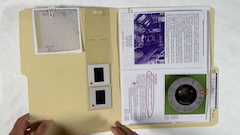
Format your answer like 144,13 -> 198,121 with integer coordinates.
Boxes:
0,0 -> 239,135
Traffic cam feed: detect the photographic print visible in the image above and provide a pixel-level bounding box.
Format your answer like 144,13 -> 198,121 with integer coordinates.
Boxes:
165,74 -> 207,114
134,13 -> 165,64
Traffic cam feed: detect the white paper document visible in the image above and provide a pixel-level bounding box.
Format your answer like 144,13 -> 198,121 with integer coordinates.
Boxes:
120,11 -> 208,70
32,8 -> 82,55
119,7 -> 211,125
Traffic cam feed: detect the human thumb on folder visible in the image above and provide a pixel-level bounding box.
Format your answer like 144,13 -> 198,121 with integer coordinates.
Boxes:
111,121 -> 138,135
10,114 -> 137,135
9,113 -> 51,135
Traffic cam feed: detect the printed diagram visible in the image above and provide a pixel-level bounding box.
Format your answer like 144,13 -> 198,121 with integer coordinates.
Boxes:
134,13 -> 165,65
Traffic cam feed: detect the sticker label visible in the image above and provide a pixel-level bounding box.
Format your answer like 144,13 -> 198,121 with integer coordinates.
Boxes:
211,73 -> 217,109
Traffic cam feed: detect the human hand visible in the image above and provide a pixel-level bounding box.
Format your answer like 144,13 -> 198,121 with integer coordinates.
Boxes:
9,114 -> 51,135
111,121 -> 138,135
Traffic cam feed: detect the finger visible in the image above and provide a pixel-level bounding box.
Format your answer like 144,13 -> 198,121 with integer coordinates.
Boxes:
110,126 -> 125,135
30,121 -> 42,133
120,123 -> 135,134
115,121 -> 132,135
34,120 -> 51,135
132,131 -> 138,135
25,131 -> 30,135
10,114 -> 29,135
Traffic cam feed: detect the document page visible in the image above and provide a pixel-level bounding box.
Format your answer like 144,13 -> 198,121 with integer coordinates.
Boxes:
121,69 -> 209,124
119,8 -> 211,125
119,11 -> 208,70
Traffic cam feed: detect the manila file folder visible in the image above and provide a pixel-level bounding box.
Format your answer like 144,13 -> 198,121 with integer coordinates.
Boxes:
19,7 -> 219,135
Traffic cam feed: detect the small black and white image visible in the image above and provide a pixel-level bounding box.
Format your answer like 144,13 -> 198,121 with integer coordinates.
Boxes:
96,90 -> 106,105
94,68 -> 104,82
134,13 -> 165,64
89,87 -> 112,109
87,64 -> 110,86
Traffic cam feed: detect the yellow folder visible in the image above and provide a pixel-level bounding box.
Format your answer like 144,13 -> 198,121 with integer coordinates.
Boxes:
19,7 -> 219,135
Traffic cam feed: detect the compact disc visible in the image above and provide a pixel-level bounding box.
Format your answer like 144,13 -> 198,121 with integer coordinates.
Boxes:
167,77 -> 204,113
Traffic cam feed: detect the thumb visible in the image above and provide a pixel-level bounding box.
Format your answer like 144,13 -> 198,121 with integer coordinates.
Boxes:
34,120 -> 51,135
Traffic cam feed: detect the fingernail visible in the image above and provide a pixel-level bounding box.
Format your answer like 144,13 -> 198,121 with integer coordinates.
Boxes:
116,121 -> 121,125
110,126 -> 115,131
44,120 -> 51,127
